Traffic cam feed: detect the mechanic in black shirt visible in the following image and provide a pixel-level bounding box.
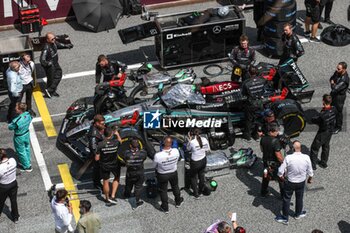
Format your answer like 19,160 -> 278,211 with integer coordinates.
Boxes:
40,32 -> 73,98
257,109 -> 279,137
310,94 -> 337,170
95,127 -> 121,204
95,55 -> 122,84
119,138 -> 147,209
260,123 -> 285,197
329,62 -> 349,134
230,35 -> 256,82
279,23 -> 304,65
241,66 -> 267,141
88,114 -> 106,190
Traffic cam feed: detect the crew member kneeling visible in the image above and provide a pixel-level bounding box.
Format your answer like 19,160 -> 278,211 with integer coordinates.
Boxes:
153,136 -> 184,213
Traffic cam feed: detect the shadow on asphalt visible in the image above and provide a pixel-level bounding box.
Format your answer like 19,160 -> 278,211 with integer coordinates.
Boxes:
106,45 -> 157,67
0,104 -> 9,123
235,158 -> 281,216
338,220 -> 350,233
303,109 -> 320,124
65,20 -> 97,33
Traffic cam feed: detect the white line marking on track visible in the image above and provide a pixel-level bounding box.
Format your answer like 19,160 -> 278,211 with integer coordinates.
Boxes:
54,171 -> 155,190
29,123 -> 53,191
32,112 -> 66,123
36,61 -> 160,83
35,36 -> 315,85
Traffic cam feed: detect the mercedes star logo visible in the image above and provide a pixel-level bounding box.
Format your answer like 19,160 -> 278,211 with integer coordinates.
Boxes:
213,25 -> 222,34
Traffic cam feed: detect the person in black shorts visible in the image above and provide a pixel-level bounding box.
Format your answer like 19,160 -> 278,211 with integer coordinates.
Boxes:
95,127 -> 121,204
304,0 -> 321,42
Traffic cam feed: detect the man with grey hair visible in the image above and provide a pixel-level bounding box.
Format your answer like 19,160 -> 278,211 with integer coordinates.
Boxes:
275,141 -> 313,225
6,61 -> 23,123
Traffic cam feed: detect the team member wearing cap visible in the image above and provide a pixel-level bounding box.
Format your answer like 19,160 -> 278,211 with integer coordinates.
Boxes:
153,136 -> 184,213
257,109 -> 279,137
119,138 -> 147,209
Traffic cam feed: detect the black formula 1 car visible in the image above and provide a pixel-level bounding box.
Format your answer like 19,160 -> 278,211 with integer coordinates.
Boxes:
57,83 -> 310,162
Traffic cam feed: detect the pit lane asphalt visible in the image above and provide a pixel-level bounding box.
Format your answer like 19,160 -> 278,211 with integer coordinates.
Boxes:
0,0 -> 349,232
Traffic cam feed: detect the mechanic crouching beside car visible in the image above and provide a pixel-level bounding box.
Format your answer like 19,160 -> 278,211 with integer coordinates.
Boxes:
153,136 -> 184,214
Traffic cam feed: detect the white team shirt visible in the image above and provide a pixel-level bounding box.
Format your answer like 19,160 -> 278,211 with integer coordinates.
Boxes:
187,137 -> 210,161
278,151 -> 314,183
51,197 -> 74,233
19,60 -> 34,85
153,148 -> 180,174
0,158 -> 17,185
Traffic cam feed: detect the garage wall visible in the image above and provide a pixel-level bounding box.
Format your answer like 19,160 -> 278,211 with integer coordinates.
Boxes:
0,0 -> 187,27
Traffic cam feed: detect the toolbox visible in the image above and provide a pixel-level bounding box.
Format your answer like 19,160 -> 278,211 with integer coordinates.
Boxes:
19,1 -> 41,34
154,5 -> 245,69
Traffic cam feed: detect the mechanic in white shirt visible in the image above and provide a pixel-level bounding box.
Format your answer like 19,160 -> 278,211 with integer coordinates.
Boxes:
0,148 -> 20,223
275,141 -> 313,225
153,136 -> 184,213
18,52 -> 36,117
51,189 -> 74,233
186,128 -> 210,199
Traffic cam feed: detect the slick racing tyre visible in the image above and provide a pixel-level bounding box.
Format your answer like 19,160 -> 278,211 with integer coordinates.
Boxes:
263,1 -> 297,23
272,99 -> 305,137
94,95 -> 122,114
117,127 -> 145,160
263,18 -> 296,38
117,127 -> 156,160
265,0 -> 294,8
